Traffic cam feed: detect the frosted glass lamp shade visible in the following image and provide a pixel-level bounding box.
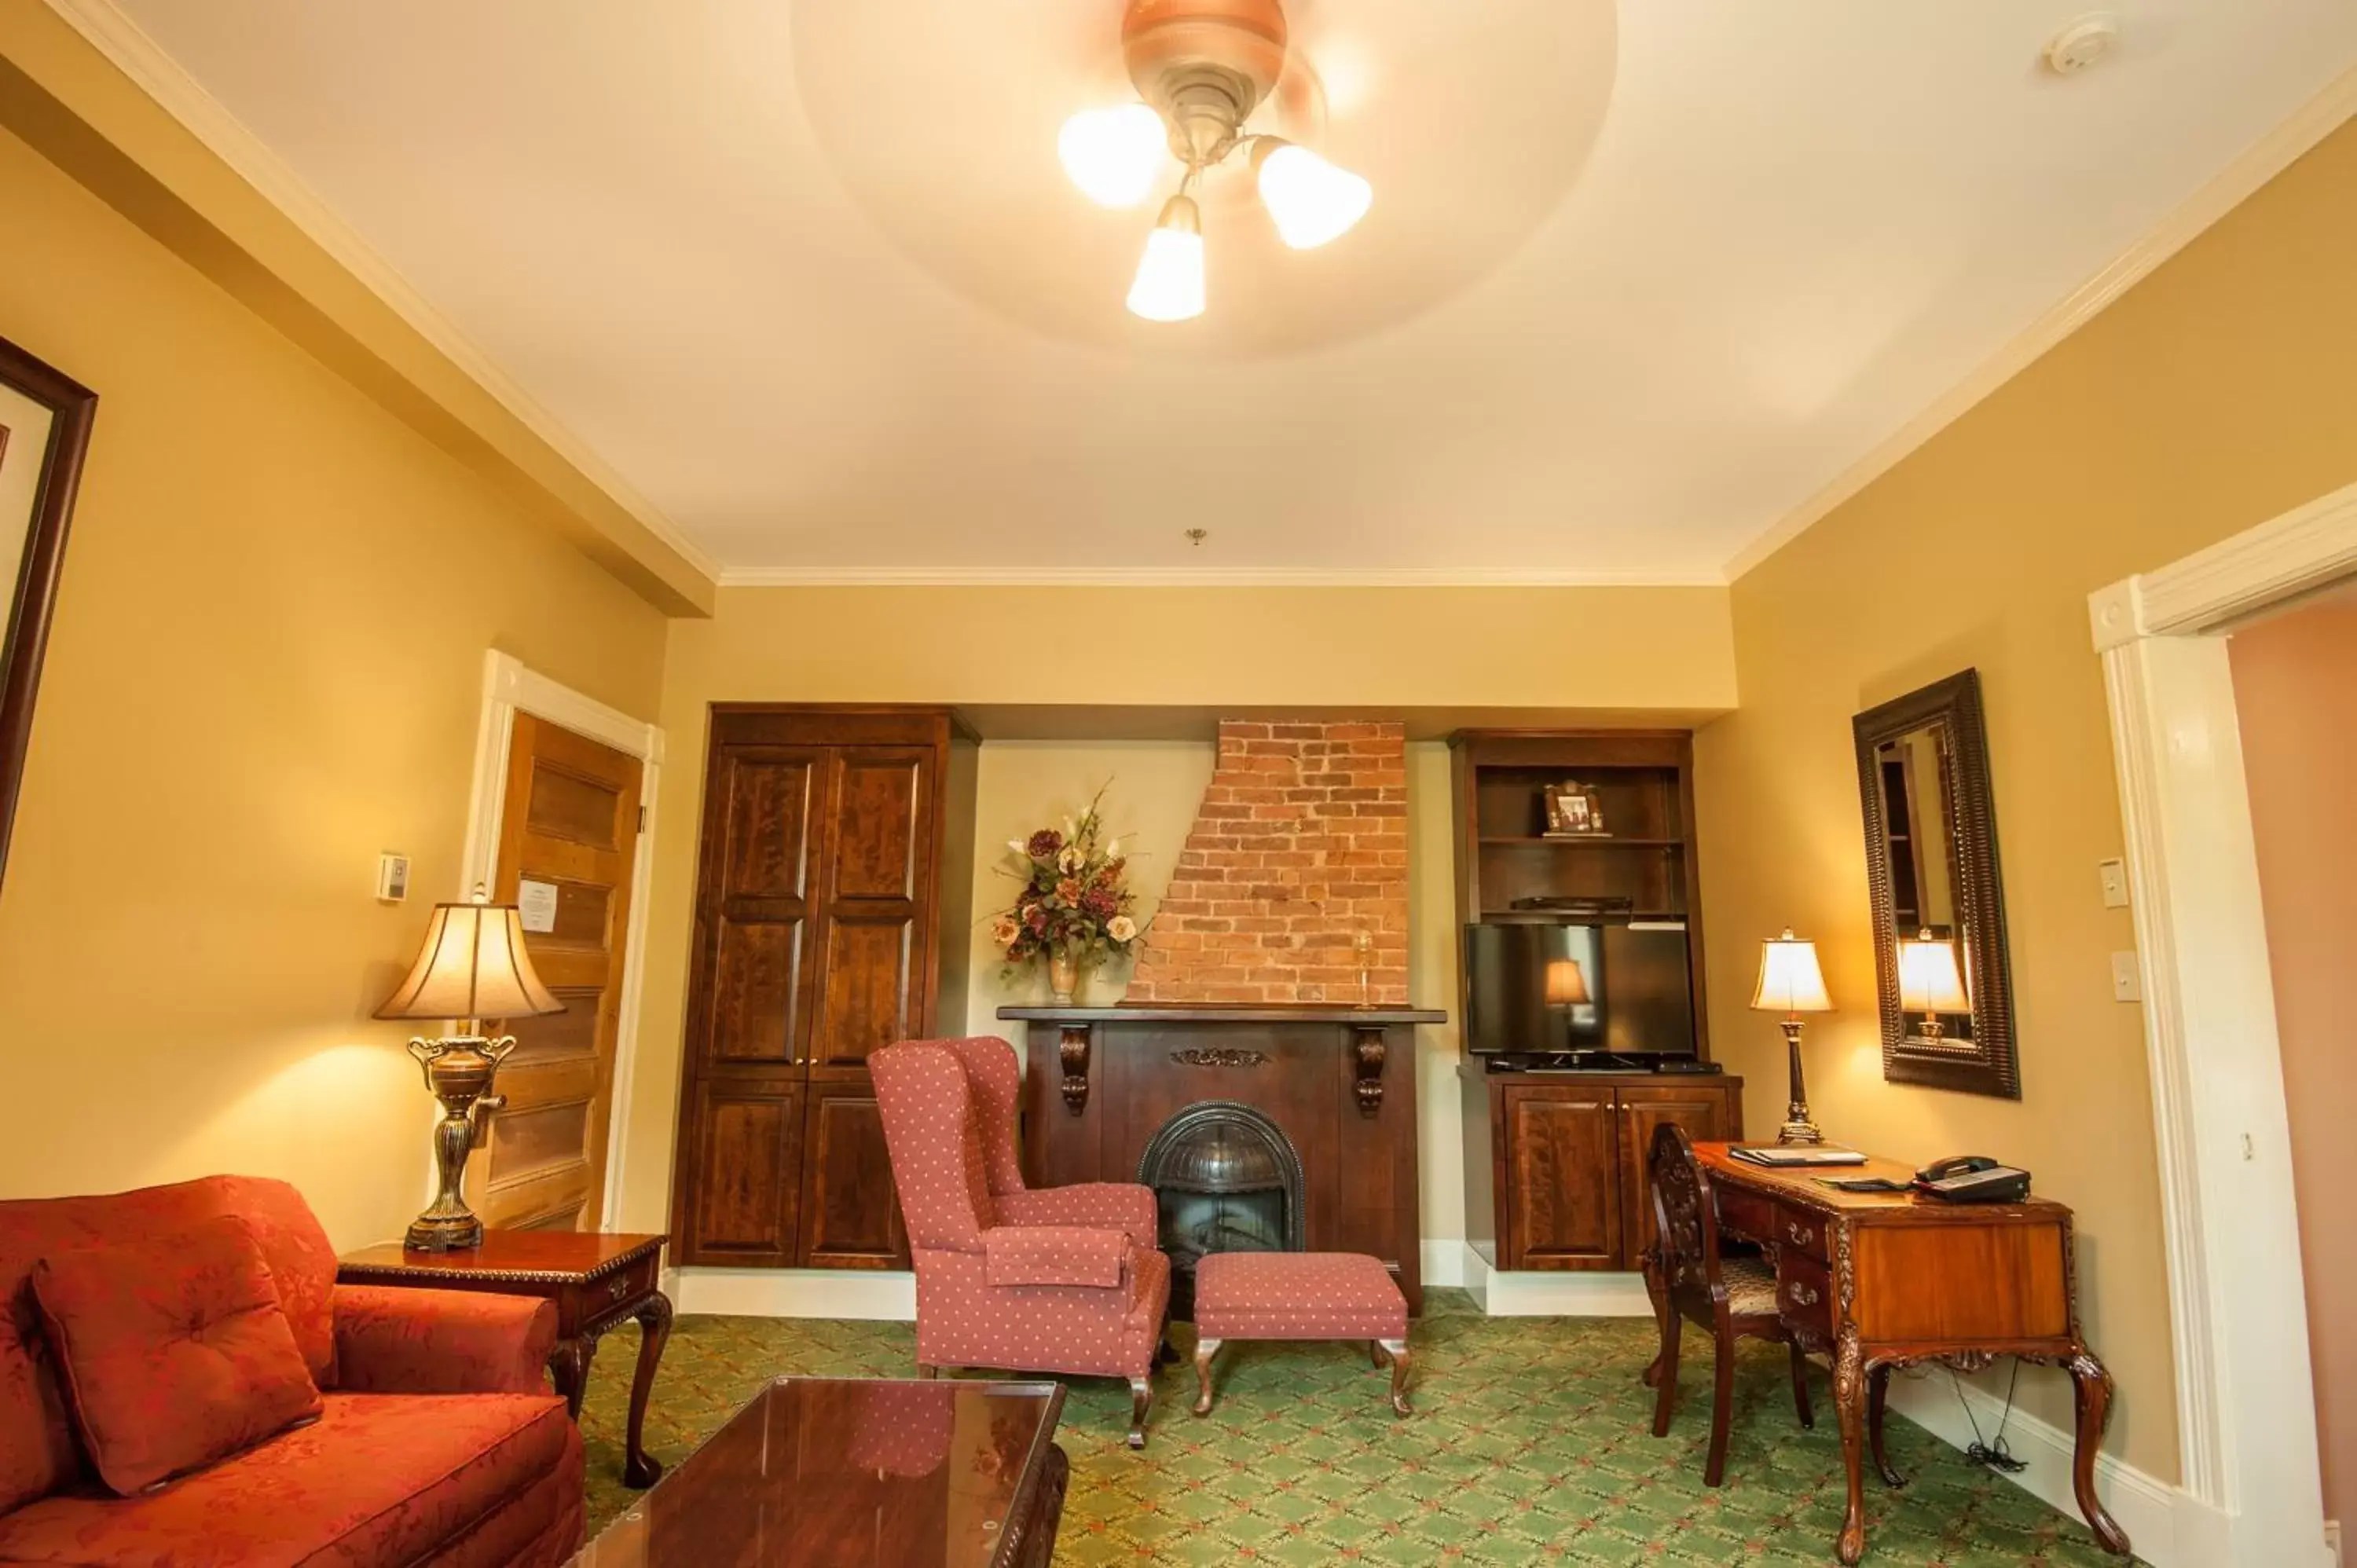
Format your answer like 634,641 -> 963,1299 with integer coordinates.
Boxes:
1058,104 -> 1168,209
1898,933 -> 1970,1014
376,900 -> 562,1024
1254,141 -> 1373,249
1127,195 -> 1206,321
1750,929 -> 1832,1015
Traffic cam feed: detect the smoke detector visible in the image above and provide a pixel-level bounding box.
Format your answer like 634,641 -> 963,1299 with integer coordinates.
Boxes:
2045,13 -> 2123,76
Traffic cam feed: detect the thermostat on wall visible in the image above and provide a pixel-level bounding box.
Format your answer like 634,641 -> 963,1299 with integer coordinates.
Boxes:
376,852 -> 411,903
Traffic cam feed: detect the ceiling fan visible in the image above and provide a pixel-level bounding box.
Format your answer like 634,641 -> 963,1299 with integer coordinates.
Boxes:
1058,0 -> 1372,321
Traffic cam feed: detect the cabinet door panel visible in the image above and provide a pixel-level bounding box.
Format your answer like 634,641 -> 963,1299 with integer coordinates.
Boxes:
1617,1086 -> 1735,1267
808,748 -> 934,1079
798,1086 -> 910,1269
697,747 -> 827,1067
1502,1088 -> 1622,1269
677,1079 -> 805,1267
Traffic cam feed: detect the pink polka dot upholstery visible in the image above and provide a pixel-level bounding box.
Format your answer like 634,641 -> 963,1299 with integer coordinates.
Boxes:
872,1040 -> 1171,1383
1193,1252 -> 1407,1342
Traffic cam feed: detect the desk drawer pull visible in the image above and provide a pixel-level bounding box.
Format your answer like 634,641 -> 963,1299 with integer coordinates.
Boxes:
606,1275 -> 636,1302
1787,1282 -> 1821,1309
1786,1222 -> 1816,1250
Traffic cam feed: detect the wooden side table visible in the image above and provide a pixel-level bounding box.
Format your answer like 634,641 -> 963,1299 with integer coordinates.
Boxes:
339,1231 -> 673,1487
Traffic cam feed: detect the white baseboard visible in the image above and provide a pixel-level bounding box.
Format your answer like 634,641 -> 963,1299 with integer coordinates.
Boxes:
1883,1368 -> 2187,1567
1421,1238 -> 1467,1289
1458,1243 -> 1655,1317
673,1267 -> 915,1321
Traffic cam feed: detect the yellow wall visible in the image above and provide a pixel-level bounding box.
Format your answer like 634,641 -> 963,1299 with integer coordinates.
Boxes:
614,583 -> 1736,1236
0,124 -> 667,1248
1694,118 -> 2357,1482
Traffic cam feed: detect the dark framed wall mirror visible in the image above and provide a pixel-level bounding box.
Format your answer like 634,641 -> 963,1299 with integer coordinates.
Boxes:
1853,669 -> 2020,1099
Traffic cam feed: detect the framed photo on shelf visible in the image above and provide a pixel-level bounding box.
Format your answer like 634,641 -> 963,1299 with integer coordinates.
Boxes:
0,336 -> 97,892
1543,782 -> 1606,837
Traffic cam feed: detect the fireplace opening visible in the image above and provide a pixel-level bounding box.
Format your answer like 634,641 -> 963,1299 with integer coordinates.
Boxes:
1136,1101 -> 1304,1321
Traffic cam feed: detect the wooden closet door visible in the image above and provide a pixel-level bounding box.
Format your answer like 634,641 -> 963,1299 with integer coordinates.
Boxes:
673,740 -> 831,1266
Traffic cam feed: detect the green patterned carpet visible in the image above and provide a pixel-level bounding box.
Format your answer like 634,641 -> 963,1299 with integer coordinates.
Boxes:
577,1291 -> 2144,1566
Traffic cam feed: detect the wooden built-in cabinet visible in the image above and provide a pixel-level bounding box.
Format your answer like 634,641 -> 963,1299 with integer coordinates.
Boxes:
669,707 -> 975,1269
1461,1069 -> 1744,1273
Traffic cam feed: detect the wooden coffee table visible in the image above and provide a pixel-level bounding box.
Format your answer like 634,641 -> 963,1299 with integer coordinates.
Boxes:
566,1377 -> 1068,1567
337,1231 -> 670,1486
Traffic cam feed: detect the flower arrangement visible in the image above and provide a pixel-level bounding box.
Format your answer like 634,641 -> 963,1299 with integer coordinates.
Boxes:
990,790 -> 1140,1002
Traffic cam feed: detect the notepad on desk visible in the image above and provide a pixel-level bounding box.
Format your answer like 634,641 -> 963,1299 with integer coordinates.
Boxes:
1728,1145 -> 1869,1167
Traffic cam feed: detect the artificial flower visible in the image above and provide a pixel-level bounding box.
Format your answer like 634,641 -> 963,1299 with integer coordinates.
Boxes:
1108,915 -> 1138,943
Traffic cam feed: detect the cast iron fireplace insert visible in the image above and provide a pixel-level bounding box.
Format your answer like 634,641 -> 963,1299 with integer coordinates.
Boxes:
1136,1100 -> 1305,1322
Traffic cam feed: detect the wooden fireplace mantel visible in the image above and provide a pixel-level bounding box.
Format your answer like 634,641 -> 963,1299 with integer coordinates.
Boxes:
999,1006 -> 1447,1026
997,1002 -> 1445,1313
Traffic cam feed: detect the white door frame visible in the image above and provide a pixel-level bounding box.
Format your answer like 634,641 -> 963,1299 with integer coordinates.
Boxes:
2088,480 -> 2357,1568
459,650 -> 665,1233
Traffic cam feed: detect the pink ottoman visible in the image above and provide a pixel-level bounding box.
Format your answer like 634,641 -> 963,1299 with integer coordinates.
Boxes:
1191,1251 -> 1414,1417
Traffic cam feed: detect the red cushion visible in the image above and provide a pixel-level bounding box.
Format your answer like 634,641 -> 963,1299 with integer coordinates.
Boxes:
0,1177 -> 337,1515
982,1225 -> 1131,1288
0,1391 -> 577,1567
32,1214 -> 323,1496
1193,1251 -> 1408,1341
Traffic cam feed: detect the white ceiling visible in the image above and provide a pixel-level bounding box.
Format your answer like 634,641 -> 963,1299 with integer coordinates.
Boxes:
100,1 -> 2357,583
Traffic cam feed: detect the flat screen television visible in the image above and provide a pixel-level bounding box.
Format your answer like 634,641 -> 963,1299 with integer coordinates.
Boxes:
1464,921 -> 1697,1058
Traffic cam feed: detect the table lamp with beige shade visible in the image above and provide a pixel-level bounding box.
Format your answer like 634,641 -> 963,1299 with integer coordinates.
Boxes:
375,892 -> 564,1251
1750,929 -> 1833,1145
1897,930 -> 1970,1043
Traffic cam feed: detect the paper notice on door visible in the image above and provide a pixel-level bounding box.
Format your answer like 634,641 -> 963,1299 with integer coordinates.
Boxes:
517,878 -> 560,935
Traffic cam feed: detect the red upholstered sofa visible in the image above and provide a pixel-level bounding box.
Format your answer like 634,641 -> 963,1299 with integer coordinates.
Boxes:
0,1176 -> 584,1566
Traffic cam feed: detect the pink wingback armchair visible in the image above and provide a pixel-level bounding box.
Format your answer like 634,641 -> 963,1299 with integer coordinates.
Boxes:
871,1037 -> 1171,1446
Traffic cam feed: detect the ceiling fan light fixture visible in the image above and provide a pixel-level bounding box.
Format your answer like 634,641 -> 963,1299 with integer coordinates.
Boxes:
1252,137 -> 1373,250
1127,193 -> 1207,321
1058,104 -> 1168,208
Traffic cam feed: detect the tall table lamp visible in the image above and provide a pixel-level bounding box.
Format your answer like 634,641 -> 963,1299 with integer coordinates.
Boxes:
1750,929 -> 1834,1146
1897,931 -> 1970,1042
375,892 -> 564,1251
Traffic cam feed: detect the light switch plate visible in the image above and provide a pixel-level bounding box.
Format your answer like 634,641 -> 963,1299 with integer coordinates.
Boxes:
2098,859 -> 2130,908
376,852 -> 410,903
2110,951 -> 2143,1003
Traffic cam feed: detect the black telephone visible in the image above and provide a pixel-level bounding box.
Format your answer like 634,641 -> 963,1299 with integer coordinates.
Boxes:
1914,1155 -> 2032,1203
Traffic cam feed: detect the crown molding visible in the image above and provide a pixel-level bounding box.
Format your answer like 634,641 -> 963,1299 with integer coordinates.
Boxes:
1723,62 -> 2357,584
37,0 -> 720,588
714,564 -> 1732,589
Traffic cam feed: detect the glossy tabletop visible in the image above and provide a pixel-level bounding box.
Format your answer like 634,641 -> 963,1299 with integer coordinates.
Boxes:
569,1378 -> 1066,1568
338,1230 -> 665,1283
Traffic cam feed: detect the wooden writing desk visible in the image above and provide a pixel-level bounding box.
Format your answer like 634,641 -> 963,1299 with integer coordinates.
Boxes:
1690,1144 -> 2129,1566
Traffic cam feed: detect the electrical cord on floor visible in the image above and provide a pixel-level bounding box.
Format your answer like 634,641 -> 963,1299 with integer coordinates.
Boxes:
1953,1360 -> 2028,1474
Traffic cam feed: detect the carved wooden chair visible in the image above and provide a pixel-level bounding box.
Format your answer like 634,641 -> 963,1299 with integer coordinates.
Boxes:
1640,1122 -> 1815,1486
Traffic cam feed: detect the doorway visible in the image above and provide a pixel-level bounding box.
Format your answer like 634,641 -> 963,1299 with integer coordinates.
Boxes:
2088,478 -> 2357,1568
458,653 -> 663,1233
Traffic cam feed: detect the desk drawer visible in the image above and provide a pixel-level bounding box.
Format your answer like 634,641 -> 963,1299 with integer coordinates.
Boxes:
1717,1187 -> 1777,1245
1773,1205 -> 1831,1263
1778,1253 -> 1835,1339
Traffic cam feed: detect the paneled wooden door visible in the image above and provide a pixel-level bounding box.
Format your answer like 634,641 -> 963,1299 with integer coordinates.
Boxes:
1500,1086 -> 1622,1269
472,713 -> 643,1232
673,711 -> 948,1269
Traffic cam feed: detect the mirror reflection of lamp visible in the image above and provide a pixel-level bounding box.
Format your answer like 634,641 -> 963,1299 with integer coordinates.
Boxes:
1897,930 -> 1970,1042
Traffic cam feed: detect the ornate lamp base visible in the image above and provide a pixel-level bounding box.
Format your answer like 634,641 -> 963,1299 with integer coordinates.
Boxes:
401,1034 -> 516,1255
1776,1017 -> 1824,1147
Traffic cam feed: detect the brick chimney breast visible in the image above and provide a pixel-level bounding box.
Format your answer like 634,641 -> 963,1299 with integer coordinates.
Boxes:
1127,720 -> 1410,1006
